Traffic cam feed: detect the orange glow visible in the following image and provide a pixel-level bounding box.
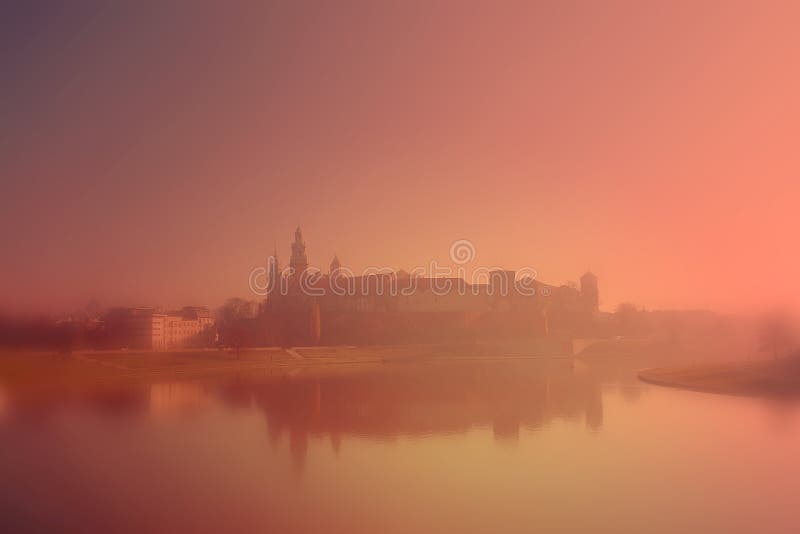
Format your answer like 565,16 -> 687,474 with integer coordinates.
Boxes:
2,3 -> 799,314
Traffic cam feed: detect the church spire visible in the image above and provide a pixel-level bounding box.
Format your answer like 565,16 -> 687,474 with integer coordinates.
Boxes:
290,226 -> 308,274
330,254 -> 341,276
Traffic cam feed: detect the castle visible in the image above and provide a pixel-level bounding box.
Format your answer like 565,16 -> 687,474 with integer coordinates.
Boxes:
262,228 -> 599,346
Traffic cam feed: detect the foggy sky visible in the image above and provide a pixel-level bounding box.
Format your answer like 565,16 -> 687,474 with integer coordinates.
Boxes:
2,1 -> 799,314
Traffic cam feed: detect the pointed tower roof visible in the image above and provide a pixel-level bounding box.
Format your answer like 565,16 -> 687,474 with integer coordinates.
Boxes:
330,254 -> 341,274
290,226 -> 308,272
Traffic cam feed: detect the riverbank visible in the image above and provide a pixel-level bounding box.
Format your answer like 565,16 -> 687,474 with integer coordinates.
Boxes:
0,341 -> 580,388
639,357 -> 800,397
0,337 -> 664,396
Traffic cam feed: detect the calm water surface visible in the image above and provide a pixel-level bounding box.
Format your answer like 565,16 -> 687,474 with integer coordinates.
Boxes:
1,358 -> 799,533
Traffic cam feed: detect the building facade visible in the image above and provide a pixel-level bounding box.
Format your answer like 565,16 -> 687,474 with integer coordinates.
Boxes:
105,306 -> 215,350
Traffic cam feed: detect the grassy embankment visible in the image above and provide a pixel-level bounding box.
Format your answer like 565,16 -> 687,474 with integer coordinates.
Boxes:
639,357 -> 800,396
0,347 -> 371,388
0,339 -> 579,391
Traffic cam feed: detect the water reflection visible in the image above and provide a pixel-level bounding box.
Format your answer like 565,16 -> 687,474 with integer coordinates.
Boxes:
0,360 -> 610,476
3,358 -> 800,533
239,363 -> 601,448
0,361 -> 611,434
150,382 -> 207,418
212,362 -> 606,472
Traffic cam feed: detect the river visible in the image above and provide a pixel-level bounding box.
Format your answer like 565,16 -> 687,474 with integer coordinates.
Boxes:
1,356 -> 798,533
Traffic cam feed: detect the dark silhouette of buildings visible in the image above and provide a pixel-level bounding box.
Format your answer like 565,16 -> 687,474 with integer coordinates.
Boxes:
263,228 -> 601,346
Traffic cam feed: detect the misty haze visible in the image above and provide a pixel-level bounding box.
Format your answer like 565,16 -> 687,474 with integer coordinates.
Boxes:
2,2 -> 800,534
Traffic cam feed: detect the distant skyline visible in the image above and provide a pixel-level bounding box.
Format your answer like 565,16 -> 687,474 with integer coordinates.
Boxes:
2,2 -> 800,314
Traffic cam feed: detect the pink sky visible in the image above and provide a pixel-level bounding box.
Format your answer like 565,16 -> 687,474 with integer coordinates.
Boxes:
2,2 -> 799,314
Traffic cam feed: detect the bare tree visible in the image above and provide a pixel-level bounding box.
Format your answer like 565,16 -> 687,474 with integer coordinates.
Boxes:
217,298 -> 258,359
758,312 -> 795,360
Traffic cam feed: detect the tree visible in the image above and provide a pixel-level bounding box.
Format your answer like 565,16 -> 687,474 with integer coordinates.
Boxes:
758,312 -> 795,360
216,298 -> 259,359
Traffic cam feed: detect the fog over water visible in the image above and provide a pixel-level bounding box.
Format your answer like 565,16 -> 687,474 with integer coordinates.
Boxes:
2,355 -> 799,533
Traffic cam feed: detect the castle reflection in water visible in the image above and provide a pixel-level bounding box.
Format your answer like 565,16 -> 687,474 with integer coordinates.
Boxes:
218,362 -> 605,473
0,359 -> 633,475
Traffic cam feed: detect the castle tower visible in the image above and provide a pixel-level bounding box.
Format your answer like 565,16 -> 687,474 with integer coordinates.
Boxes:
289,226 -> 309,274
329,254 -> 341,276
